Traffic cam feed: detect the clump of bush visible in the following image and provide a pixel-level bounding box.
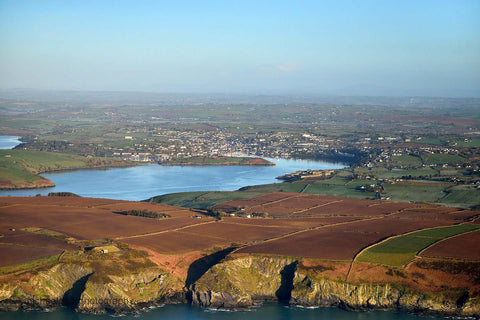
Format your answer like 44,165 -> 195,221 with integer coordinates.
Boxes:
48,192 -> 80,197
114,209 -> 170,219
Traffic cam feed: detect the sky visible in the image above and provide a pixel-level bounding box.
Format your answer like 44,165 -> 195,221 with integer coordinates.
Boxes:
0,0 -> 479,97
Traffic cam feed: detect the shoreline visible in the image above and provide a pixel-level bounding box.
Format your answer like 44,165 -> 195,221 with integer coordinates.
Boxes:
0,160 -> 140,190
2,290 -> 473,319
160,156 -> 276,167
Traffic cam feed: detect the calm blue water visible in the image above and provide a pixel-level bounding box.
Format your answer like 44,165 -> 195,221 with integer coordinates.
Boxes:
0,135 -> 21,149
0,303 -> 449,320
0,137 -> 449,318
0,157 -> 345,201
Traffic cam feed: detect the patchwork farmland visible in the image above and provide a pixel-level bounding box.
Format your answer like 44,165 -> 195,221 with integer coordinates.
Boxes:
1,193 -> 478,267
1,192 -> 480,315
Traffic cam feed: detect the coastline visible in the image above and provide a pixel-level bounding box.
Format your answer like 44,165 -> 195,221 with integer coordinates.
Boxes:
0,162 -> 139,190
1,254 -> 477,319
160,156 -> 276,167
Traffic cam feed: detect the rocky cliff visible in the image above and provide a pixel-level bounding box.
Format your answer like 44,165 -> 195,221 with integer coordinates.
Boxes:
190,256 -> 296,308
191,255 -> 480,318
0,263 -> 92,310
0,255 -> 184,314
2,253 -> 479,317
77,267 -> 183,314
292,273 -> 480,318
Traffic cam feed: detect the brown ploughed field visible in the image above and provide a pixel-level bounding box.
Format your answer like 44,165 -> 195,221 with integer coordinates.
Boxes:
0,228 -> 75,250
122,231 -> 225,254
421,231 -> 480,260
237,229 -> 388,260
213,193 -> 419,218
0,244 -> 62,267
325,217 -> 455,235
221,216 -> 362,228
1,193 -> 478,268
179,221 -> 300,242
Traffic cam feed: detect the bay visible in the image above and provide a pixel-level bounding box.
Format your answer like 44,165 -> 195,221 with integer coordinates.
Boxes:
0,158 -> 345,201
0,135 -> 21,149
0,136 -> 450,319
0,303 -> 450,320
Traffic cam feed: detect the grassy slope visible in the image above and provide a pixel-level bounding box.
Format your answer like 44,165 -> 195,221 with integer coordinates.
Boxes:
357,224 -> 480,266
0,150 -> 130,188
150,190 -> 268,209
382,183 -> 450,203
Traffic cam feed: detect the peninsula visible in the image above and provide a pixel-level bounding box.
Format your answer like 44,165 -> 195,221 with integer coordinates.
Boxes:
0,150 -> 132,190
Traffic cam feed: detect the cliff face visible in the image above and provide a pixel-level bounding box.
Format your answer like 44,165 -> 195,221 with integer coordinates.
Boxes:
191,255 -> 480,318
291,274 -> 475,317
191,256 -> 296,308
0,263 -> 92,310
77,267 -> 183,314
0,262 -> 184,314
2,254 -> 479,317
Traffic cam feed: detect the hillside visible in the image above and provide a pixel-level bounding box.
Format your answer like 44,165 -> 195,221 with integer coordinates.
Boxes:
0,150 -> 132,189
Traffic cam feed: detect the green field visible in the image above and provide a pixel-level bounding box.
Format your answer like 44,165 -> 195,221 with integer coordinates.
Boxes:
389,155 -> 423,166
412,137 -> 446,146
357,224 -> 480,266
382,183 -> 450,203
0,150 -> 87,174
438,185 -> 480,208
150,190 -> 268,209
240,183 -> 307,193
0,166 -> 41,184
421,153 -> 466,165
454,138 -> 480,147
303,183 -> 373,199
312,175 -> 352,185
0,150 -> 130,188
370,167 -> 439,179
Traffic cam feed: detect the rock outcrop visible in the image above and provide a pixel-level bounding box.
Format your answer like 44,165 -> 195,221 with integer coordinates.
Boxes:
0,263 -> 92,310
1,254 -> 479,318
191,255 -> 480,318
190,256 -> 296,308
0,262 -> 184,314
77,267 -> 183,314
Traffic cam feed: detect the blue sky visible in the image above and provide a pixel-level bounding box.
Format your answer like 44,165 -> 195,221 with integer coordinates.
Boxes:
1,0 -> 479,97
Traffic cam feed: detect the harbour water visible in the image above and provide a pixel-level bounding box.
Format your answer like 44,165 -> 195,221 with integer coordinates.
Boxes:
0,135 -> 21,149
0,135 -> 345,200
0,136 -> 450,319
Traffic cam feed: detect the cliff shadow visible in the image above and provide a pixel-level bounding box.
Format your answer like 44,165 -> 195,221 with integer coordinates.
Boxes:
185,247 -> 237,289
276,261 -> 298,304
62,273 -> 93,310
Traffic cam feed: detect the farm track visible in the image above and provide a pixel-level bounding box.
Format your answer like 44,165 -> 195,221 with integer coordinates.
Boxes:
345,220 -> 479,281
248,194 -> 305,210
114,220 -> 217,240
415,229 -> 479,257
289,199 -> 343,215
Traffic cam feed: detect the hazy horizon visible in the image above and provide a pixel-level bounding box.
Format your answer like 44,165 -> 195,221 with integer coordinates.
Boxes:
1,0 -> 479,97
